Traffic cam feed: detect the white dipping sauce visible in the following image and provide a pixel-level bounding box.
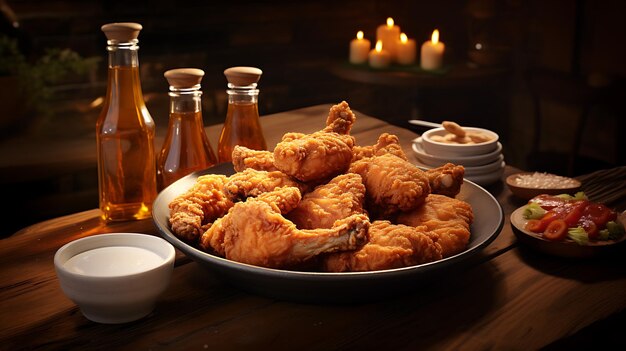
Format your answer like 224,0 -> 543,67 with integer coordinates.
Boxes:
63,246 -> 163,276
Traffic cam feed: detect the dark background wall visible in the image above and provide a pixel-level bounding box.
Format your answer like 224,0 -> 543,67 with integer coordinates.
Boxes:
1,0 -> 624,236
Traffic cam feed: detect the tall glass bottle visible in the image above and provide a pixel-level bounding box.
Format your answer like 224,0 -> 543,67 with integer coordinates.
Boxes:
157,68 -> 217,190
217,66 -> 267,163
96,22 -> 157,222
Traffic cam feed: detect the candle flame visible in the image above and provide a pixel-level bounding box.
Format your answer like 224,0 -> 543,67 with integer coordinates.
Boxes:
431,29 -> 440,44
357,31 -> 364,40
387,17 -> 394,27
400,33 -> 408,43
375,40 -> 383,52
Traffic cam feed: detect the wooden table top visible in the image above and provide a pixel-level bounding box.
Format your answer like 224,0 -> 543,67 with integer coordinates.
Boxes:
1,104 -> 624,350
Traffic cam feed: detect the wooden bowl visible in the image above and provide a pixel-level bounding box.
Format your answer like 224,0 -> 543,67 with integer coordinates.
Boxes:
510,207 -> 626,258
506,172 -> 581,200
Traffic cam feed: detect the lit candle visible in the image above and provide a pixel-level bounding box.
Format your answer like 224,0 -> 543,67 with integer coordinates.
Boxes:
396,33 -> 416,65
421,29 -> 445,70
376,17 -> 400,61
349,31 -> 371,64
368,40 -> 391,68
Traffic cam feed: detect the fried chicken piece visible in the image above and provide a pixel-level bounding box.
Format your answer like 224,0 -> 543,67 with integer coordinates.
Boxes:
349,153 -> 431,217
168,174 -> 234,243
396,194 -> 473,258
322,220 -> 442,272
223,168 -> 305,202
352,133 -> 408,162
200,186 -> 302,256
425,163 -> 465,198
232,145 -> 278,172
323,100 -> 357,134
273,101 -> 356,182
200,187 -> 370,269
287,173 -> 366,229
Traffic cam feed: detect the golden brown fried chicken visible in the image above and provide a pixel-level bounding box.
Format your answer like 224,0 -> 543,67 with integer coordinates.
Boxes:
273,101 -> 356,182
200,187 -> 370,269
323,100 -> 357,134
425,163 -> 465,198
168,174 -> 234,243
231,145 -> 278,172
396,194 -> 473,258
223,168 -> 305,202
349,153 -> 431,217
287,173 -> 366,229
322,220 -> 442,272
200,186 -> 303,256
352,133 -> 408,162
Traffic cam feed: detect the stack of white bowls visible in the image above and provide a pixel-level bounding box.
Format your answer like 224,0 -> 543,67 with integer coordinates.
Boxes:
412,127 -> 504,186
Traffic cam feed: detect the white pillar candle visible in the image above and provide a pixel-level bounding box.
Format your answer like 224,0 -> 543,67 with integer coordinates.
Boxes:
349,31 -> 371,64
396,33 -> 416,65
376,17 -> 400,62
369,40 -> 391,68
421,29 -> 445,70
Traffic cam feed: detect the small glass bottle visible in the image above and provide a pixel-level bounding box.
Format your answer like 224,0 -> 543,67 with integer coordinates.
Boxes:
157,68 -> 217,190
217,66 -> 267,163
96,23 -> 157,222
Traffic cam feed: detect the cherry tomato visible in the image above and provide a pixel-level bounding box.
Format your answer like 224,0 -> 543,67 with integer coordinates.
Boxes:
581,203 -> 615,226
526,219 -> 543,233
563,200 -> 588,226
543,219 -> 568,241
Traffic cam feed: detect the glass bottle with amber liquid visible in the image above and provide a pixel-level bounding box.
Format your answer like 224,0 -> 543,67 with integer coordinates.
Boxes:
157,68 -> 217,190
217,66 -> 267,162
96,23 -> 157,221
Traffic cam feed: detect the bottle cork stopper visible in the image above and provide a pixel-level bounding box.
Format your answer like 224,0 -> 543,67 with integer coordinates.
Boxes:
224,66 -> 262,86
164,68 -> 205,88
101,22 -> 142,42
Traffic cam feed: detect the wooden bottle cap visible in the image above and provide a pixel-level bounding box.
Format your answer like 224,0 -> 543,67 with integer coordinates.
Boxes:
164,68 -> 205,88
101,22 -> 142,42
223,66 -> 262,86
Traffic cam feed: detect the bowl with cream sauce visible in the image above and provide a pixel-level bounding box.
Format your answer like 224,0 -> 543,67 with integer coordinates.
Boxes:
54,233 -> 175,324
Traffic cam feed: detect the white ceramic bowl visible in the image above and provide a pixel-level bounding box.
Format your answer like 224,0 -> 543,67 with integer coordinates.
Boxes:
421,127 -> 499,157
54,233 -> 175,324
464,156 -> 505,176
412,138 -> 503,167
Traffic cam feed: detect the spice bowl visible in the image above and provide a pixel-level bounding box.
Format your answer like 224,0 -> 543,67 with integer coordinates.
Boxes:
54,233 -> 175,324
506,172 -> 582,200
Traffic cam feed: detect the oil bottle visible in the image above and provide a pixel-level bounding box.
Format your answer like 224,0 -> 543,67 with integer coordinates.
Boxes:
157,68 -> 217,190
217,66 -> 267,162
96,22 -> 156,221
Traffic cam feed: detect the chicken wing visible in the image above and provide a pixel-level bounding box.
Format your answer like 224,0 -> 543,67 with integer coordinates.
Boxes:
168,174 -> 234,243
231,145 -> 278,172
352,133 -> 408,162
323,100 -> 357,134
396,194 -> 473,258
223,168 -> 305,202
287,173 -> 366,229
425,163 -> 465,198
349,153 -> 431,217
273,101 -> 356,182
200,187 -> 370,269
322,220 -> 442,272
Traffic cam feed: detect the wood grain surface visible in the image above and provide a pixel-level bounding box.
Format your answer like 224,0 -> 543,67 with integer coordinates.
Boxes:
1,104 -> 624,350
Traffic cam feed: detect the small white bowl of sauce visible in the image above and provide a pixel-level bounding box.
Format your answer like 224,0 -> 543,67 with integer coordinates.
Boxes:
54,233 -> 175,324
422,126 -> 499,157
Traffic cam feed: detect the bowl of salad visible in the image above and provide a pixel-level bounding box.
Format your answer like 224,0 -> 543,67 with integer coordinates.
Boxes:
510,192 -> 626,258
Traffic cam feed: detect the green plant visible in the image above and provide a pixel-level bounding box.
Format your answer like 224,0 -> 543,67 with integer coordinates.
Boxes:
0,35 -> 99,114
